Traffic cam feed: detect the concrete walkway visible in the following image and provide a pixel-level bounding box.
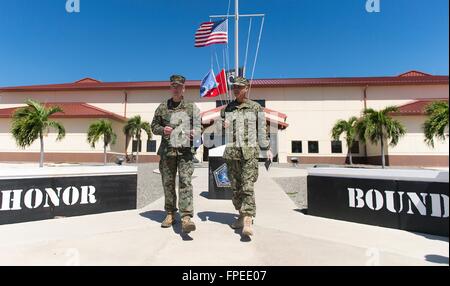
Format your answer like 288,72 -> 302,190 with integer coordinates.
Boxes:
0,166 -> 448,266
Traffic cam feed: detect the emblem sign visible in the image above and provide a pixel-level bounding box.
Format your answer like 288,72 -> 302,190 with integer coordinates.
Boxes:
213,164 -> 231,188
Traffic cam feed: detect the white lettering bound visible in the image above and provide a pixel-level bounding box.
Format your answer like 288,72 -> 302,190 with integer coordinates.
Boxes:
406,193 -> 428,216
348,188 -> 447,218
348,188 -> 365,208
441,194 -> 449,218
385,191 -> 404,213
366,189 -> 384,211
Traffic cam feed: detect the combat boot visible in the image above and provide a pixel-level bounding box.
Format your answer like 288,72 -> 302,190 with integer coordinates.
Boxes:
181,216 -> 196,233
242,216 -> 254,237
161,212 -> 176,228
230,214 -> 244,229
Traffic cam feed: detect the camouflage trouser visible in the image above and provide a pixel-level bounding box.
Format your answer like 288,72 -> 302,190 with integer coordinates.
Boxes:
159,153 -> 194,218
225,158 -> 259,217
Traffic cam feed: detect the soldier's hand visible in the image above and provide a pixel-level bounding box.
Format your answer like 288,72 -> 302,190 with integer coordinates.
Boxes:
164,126 -> 174,136
223,121 -> 230,129
187,130 -> 195,140
267,150 -> 274,161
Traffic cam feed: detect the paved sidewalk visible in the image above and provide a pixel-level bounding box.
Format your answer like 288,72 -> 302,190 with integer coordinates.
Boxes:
0,167 -> 448,266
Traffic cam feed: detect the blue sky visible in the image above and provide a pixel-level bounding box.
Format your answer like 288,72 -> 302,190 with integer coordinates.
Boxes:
0,0 -> 448,87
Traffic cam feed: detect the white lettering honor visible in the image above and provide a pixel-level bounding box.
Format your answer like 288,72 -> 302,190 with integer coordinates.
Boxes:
0,185 -> 97,211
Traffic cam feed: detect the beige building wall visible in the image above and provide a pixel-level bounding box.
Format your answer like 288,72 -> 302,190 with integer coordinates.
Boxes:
393,116 -> 449,155
363,85 -> 449,160
257,86 -> 366,163
365,85 -> 449,110
0,118 -> 126,157
0,83 -> 448,165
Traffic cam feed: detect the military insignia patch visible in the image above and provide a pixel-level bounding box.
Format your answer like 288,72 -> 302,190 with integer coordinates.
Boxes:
213,163 -> 231,188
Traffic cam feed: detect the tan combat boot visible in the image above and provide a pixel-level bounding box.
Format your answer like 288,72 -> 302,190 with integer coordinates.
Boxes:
161,212 -> 176,228
181,216 -> 196,233
230,214 -> 244,229
242,216 -> 254,237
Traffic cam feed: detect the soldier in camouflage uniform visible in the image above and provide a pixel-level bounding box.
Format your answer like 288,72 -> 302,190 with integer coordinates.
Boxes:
220,77 -> 273,237
151,75 -> 201,234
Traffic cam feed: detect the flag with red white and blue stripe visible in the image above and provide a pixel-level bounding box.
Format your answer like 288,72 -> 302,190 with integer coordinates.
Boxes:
195,19 -> 228,48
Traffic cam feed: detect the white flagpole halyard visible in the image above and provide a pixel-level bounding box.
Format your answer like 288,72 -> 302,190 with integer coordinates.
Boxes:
235,0 -> 239,77
248,15 -> 265,100
243,17 -> 253,78
209,1 -> 265,102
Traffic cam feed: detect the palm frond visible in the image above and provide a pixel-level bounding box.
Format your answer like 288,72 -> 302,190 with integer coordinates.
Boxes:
123,115 -> 152,141
424,101 -> 449,147
47,120 -> 66,141
381,106 -> 399,115
331,120 -> 347,141
10,100 -> 67,148
141,122 -> 152,139
356,106 -> 406,146
46,105 -> 64,117
87,119 -> 117,148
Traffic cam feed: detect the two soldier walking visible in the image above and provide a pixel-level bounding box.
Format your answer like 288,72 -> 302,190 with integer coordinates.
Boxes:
151,75 -> 272,237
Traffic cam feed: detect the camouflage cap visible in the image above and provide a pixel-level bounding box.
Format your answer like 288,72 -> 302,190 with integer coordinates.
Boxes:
232,76 -> 250,88
170,75 -> 186,86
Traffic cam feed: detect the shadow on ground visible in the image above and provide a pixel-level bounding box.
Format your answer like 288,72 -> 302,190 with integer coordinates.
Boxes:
294,208 -> 308,215
197,211 -> 252,242
414,232 -> 449,243
199,191 -> 233,200
139,210 -> 193,241
425,255 -> 449,265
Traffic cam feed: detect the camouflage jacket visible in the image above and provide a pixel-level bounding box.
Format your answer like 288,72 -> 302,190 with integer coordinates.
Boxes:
151,99 -> 201,157
220,99 -> 270,160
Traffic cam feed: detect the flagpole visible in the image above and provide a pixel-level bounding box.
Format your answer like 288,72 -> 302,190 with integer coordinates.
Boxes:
235,0 -> 239,77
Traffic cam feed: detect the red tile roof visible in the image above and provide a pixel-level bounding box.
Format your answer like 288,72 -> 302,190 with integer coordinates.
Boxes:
398,71 -> 432,77
391,99 -> 449,116
74,78 -> 103,84
0,102 -> 127,122
0,71 -> 447,92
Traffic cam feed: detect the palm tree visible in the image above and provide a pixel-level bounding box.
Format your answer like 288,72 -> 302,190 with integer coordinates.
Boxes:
87,119 -> 117,165
423,101 -> 449,148
123,115 -> 152,164
11,99 -> 66,168
331,116 -> 358,165
356,106 -> 406,168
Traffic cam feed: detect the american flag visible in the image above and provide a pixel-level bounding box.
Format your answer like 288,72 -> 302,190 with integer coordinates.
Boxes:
195,19 -> 228,48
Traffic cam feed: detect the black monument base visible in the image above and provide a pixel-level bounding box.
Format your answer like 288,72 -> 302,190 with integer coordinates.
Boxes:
307,168 -> 449,237
0,166 -> 138,225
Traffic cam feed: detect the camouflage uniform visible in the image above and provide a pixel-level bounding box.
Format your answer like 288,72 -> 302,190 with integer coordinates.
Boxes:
220,78 -> 270,218
151,76 -> 201,219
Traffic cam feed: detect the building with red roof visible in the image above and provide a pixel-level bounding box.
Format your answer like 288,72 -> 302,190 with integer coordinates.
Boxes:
0,71 -> 448,166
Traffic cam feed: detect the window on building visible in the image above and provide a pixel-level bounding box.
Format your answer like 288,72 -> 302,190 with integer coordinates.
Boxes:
308,141 -> 319,154
146,140 -> 157,153
291,141 -> 302,153
331,141 -> 343,154
351,141 -> 360,154
132,140 -> 142,153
